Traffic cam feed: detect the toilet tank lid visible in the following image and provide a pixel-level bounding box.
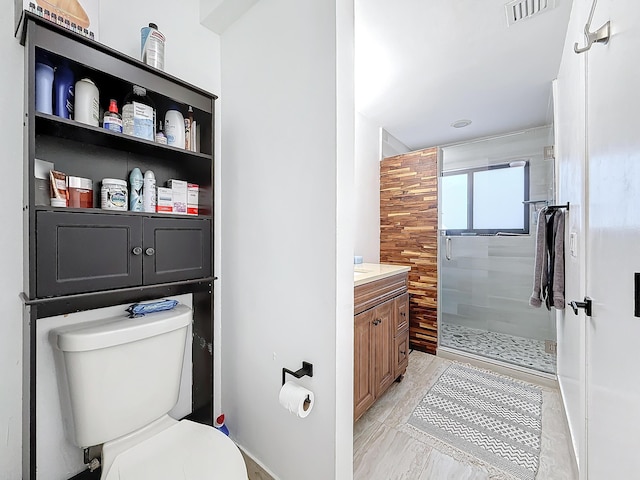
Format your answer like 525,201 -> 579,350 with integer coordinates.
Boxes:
55,304 -> 192,352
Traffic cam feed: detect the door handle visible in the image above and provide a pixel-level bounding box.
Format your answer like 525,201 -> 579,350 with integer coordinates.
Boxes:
569,297 -> 592,316
445,237 -> 452,261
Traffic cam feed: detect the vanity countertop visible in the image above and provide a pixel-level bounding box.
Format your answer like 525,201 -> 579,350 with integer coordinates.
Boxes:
354,263 -> 411,287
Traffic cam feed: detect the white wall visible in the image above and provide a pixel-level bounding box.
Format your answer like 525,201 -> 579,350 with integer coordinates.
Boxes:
354,113 -> 381,263
220,1 -> 354,478
0,8 -> 26,480
0,3 -> 221,478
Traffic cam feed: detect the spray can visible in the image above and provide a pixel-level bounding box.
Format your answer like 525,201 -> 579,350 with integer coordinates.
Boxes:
143,170 -> 156,213
129,168 -> 144,211
141,23 -> 165,70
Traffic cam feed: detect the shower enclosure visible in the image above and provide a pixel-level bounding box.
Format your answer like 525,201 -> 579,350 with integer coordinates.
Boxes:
438,127 -> 556,374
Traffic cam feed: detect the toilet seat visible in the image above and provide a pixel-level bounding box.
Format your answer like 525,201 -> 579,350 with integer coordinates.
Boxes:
102,417 -> 248,480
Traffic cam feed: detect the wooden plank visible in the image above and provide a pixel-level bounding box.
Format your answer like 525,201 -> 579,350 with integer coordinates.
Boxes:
380,147 -> 439,353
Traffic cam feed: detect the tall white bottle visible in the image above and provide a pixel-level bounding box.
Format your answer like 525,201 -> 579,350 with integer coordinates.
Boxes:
143,170 -> 156,213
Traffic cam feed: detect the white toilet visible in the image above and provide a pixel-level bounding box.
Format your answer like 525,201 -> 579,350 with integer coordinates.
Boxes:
52,304 -> 248,480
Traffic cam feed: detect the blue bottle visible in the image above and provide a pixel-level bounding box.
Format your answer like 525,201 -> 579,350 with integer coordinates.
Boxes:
129,168 -> 144,211
35,62 -> 54,114
54,63 -> 74,119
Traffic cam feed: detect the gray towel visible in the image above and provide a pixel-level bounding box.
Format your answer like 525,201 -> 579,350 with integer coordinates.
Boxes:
552,210 -> 565,309
529,208 -> 565,309
529,208 -> 548,308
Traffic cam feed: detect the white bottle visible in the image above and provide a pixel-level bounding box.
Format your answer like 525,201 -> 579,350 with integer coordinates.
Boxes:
74,78 -> 99,126
143,170 -> 156,213
165,109 -> 185,149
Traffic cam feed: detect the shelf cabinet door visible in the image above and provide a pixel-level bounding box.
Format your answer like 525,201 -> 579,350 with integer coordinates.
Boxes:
354,308 -> 375,421
142,217 -> 211,285
36,211 -> 143,297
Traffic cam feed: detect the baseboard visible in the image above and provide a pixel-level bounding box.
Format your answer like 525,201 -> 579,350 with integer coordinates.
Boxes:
557,377 -> 581,478
237,444 -> 278,480
437,346 -> 558,388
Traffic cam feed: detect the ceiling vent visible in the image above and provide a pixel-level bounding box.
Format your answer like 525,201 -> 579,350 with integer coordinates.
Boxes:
505,0 -> 556,26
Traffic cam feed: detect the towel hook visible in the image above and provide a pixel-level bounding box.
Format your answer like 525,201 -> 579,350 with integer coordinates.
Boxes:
574,0 -> 610,54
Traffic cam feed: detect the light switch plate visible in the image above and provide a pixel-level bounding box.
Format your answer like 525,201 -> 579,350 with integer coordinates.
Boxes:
570,232 -> 578,257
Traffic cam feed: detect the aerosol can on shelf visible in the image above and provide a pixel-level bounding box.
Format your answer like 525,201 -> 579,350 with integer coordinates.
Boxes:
129,168 -> 144,211
143,170 -> 156,213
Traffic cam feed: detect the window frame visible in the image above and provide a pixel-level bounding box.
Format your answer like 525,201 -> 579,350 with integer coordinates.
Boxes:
441,162 -> 530,236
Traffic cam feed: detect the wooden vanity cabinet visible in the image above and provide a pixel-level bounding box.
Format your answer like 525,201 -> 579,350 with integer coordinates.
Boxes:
354,273 -> 409,421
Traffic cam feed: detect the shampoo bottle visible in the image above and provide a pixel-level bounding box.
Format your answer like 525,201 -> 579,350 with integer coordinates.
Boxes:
129,168 -> 144,211
53,62 -> 74,119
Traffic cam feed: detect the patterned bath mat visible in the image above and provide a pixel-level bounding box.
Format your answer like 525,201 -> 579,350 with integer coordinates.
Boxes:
406,363 -> 542,479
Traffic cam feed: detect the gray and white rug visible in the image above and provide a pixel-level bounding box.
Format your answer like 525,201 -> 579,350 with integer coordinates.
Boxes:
407,363 -> 542,480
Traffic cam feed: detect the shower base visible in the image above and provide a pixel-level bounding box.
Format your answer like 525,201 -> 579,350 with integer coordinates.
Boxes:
440,323 -> 556,374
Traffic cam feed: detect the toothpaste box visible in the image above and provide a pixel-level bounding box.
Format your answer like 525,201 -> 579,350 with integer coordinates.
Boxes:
167,179 -> 187,215
156,187 -> 172,213
187,183 -> 199,216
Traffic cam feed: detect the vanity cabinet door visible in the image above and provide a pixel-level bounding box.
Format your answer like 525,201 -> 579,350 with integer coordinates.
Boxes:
372,299 -> 395,397
36,211 -> 143,297
354,308 -> 375,421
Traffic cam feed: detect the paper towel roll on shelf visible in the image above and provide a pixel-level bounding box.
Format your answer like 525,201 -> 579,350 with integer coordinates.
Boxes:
279,381 -> 314,418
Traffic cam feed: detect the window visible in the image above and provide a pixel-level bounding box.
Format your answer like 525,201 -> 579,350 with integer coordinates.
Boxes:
441,162 -> 529,235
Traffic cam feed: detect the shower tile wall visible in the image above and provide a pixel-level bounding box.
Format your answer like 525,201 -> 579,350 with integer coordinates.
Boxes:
440,127 -> 556,371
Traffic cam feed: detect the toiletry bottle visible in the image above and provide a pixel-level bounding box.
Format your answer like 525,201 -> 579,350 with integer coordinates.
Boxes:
129,168 -> 144,211
164,109 -> 185,149
214,414 -> 230,436
143,170 -> 156,213
35,60 -> 54,114
103,99 -> 123,133
185,106 -> 193,151
74,78 -> 99,126
122,85 -> 156,141
53,62 -> 74,119
155,120 -> 167,144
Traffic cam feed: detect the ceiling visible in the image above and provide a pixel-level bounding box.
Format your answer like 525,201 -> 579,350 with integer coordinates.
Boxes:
355,0 -> 573,150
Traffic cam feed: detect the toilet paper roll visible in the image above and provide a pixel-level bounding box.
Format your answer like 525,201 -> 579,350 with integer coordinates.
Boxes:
279,381 -> 314,418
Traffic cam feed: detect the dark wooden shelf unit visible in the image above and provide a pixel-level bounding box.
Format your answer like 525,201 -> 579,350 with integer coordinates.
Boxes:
20,16 -> 217,480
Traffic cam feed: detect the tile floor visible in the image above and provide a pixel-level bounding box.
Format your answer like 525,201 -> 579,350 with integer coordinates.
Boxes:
440,324 -> 557,374
243,351 -> 576,480
354,351 -> 577,480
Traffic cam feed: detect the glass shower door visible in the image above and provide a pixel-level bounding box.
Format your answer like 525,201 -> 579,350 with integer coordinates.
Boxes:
438,127 -> 557,375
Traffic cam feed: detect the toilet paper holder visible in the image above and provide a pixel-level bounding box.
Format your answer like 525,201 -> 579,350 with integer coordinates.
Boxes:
282,361 -> 314,385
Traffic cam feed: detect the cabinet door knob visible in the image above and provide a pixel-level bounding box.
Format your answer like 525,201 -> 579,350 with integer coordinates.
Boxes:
373,319 -> 381,326
132,247 -> 143,255
145,247 -> 156,256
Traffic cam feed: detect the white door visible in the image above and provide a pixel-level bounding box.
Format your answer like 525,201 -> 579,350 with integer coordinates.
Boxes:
583,0 -> 640,476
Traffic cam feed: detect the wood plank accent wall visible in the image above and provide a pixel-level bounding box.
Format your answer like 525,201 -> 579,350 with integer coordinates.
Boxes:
380,148 -> 438,354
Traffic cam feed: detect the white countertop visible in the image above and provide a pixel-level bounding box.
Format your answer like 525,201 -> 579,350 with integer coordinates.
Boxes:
354,263 -> 411,287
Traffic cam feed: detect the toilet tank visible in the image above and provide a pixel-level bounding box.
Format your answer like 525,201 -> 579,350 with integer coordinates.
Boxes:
53,304 -> 192,448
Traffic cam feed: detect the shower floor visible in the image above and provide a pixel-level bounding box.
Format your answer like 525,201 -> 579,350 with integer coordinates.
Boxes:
440,323 -> 557,374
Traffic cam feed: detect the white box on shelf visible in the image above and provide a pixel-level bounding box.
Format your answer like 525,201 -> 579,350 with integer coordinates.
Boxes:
156,187 -> 172,213
168,179 -> 187,215
16,0 -> 100,41
187,183 -> 198,216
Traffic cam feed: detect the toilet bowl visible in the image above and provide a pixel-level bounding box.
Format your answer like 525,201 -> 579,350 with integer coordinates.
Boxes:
102,415 -> 246,479
52,304 -> 248,480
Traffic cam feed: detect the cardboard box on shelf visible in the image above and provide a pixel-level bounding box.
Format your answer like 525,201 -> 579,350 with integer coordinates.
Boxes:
156,187 -> 172,213
16,0 -> 100,41
168,179 -> 187,215
187,183 -> 199,216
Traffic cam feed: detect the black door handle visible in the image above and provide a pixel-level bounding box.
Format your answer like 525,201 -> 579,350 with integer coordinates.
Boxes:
569,297 -> 592,316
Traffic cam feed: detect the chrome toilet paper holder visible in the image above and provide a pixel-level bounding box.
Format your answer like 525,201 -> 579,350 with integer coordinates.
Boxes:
282,361 -> 313,385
